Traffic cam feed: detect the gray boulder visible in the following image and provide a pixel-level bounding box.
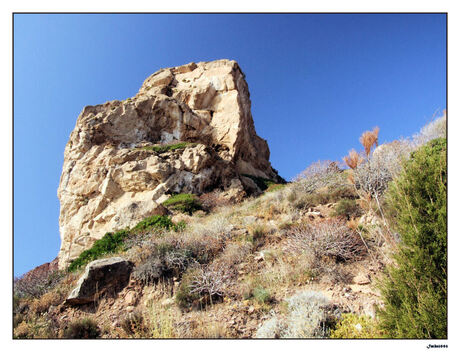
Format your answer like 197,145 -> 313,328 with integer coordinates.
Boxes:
66,257 -> 133,305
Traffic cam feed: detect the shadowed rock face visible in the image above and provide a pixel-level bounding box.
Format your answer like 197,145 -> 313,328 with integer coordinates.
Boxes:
66,257 -> 133,305
57,59 -> 281,269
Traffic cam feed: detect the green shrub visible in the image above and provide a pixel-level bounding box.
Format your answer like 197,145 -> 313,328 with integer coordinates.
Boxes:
330,313 -> 384,338
68,215 -> 178,272
378,138 -> 447,338
162,193 -> 202,215
266,183 -> 286,192
142,142 -> 196,154
131,215 -> 175,233
62,318 -> 100,339
68,230 -> 129,272
251,286 -> 272,304
242,174 -> 277,191
175,268 -> 201,309
332,199 -> 363,219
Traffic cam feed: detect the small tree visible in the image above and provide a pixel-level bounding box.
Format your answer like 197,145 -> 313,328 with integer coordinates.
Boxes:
378,138 -> 447,338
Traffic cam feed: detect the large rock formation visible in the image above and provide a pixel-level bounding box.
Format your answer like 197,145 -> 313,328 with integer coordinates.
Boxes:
57,59 -> 281,269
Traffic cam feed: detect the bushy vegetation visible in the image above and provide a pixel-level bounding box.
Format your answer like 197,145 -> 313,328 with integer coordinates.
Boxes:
121,311 -> 146,335
242,174 -> 282,191
285,220 -> 366,263
330,313 -> 384,338
131,214 -> 175,232
378,138 -> 447,338
69,215 -> 179,272
142,142 -> 196,153
133,244 -> 193,285
62,318 -> 100,339
293,160 -> 343,194
14,269 -> 64,299
255,291 -> 335,338
162,193 -> 203,215
67,230 -> 129,272
249,286 -> 272,304
332,199 -> 363,219
175,268 -> 202,309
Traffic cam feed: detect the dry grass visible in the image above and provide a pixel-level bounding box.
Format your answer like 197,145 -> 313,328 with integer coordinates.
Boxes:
29,290 -> 65,315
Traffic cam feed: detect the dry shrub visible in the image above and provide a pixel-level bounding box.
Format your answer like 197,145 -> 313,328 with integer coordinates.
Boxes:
14,321 -> 30,339
359,127 -> 380,157
14,315 -> 60,339
214,242 -> 252,269
293,160 -> 343,195
62,318 -> 100,339
121,311 -> 147,336
413,110 -> 446,146
199,191 -> 233,211
343,149 -> 364,169
189,321 -> 229,338
29,290 -> 65,315
285,219 -> 366,262
177,314 -> 230,338
132,231 -> 225,285
354,152 -> 395,198
255,290 -> 337,338
14,264 -> 63,299
188,264 -> 230,302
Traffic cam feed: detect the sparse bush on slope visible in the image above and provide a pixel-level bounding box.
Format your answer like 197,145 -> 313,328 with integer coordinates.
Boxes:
330,313 -> 384,338
68,215 -> 179,272
285,219 -> 366,262
142,142 -> 197,153
162,193 -> 203,215
62,318 -> 100,339
255,290 -> 334,338
413,111 -> 446,146
293,160 -> 343,195
14,269 -> 64,299
378,138 -> 447,338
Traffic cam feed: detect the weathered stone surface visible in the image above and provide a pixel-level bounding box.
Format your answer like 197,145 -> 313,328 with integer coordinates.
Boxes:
57,59 -> 282,269
66,257 -> 133,305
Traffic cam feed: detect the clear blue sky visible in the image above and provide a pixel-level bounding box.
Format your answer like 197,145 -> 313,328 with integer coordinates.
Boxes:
13,14 -> 446,276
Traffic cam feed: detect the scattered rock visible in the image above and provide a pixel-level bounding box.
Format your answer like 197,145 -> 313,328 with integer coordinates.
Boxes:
66,257 -> 133,305
161,298 -> 175,306
353,274 -> 371,285
124,291 -> 137,306
254,251 -> 265,262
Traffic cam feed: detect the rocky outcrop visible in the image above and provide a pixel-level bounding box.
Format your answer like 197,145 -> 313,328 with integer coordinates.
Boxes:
66,257 -> 133,305
57,59 -> 281,269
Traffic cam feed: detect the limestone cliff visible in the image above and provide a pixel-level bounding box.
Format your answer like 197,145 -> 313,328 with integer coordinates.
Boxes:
57,59 -> 281,269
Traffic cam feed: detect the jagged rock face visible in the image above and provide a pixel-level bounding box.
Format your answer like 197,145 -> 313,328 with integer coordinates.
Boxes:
57,59 -> 280,269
